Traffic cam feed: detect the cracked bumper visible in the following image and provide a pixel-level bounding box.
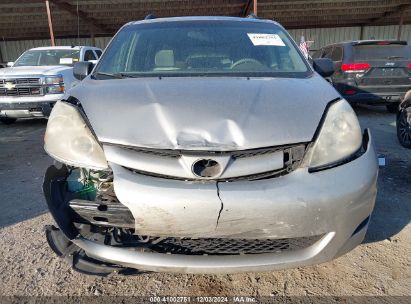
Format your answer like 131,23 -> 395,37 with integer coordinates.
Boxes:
69,130 -> 378,274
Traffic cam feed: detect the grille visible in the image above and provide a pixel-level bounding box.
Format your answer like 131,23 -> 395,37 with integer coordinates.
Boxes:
124,146 -> 180,158
0,87 -> 42,96
0,78 -> 42,97
123,144 -> 304,159
126,166 -> 290,182
123,143 -> 306,182
0,78 -> 40,85
148,235 -> 323,255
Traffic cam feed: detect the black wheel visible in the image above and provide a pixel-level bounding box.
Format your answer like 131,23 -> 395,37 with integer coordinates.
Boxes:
386,103 -> 400,113
0,117 -> 17,125
397,109 -> 411,148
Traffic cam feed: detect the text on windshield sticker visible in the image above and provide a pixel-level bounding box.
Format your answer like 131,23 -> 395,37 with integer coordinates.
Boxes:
60,58 -> 73,64
247,33 -> 285,46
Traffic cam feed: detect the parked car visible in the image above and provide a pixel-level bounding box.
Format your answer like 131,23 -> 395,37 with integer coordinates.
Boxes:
43,16 -> 377,275
312,40 -> 411,113
397,90 -> 411,148
0,46 -> 102,124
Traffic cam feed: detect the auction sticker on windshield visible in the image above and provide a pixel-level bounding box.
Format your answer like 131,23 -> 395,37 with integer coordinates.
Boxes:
60,58 -> 73,65
247,33 -> 285,46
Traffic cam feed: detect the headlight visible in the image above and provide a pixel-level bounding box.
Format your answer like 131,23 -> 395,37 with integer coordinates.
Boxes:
45,75 -> 65,94
45,75 -> 63,84
44,101 -> 108,170
305,99 -> 362,170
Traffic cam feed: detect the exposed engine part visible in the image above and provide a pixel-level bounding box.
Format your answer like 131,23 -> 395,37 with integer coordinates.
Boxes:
43,163 -> 141,275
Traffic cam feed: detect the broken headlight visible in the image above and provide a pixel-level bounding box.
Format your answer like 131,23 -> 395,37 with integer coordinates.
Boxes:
44,101 -> 108,170
305,99 -> 362,170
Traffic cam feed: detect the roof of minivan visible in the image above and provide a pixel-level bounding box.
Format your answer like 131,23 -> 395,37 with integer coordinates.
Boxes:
325,40 -> 408,47
129,16 -> 280,26
29,46 -> 97,51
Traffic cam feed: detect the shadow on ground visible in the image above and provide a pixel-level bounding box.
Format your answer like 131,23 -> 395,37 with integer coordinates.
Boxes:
354,105 -> 411,244
364,156 -> 411,243
0,118 -> 52,228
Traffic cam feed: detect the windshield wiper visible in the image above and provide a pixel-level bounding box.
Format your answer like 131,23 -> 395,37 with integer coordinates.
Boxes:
386,56 -> 405,59
92,72 -> 147,79
92,72 -> 125,79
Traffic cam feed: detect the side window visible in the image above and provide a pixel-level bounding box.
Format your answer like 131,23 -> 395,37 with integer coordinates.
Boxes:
322,47 -> 333,59
312,49 -> 323,59
95,50 -> 102,58
331,47 -> 343,61
84,50 -> 97,61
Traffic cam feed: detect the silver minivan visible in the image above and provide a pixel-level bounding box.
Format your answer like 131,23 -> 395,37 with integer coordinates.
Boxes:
43,16 -> 378,275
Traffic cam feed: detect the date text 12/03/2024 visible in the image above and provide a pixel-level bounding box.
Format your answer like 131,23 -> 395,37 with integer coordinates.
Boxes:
149,296 -> 257,303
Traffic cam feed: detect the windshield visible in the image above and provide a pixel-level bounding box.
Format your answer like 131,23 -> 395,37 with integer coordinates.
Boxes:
353,44 -> 411,60
95,20 -> 310,78
14,49 -> 80,67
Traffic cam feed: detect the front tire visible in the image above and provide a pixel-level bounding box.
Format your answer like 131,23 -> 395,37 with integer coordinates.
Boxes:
397,109 -> 411,148
0,117 -> 17,125
387,103 -> 400,113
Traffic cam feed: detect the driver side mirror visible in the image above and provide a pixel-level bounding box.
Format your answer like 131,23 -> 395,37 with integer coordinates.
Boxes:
7,62 -> 14,67
73,61 -> 93,80
313,58 -> 334,77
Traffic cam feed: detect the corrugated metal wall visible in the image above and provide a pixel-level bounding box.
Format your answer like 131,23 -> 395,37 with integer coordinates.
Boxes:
288,24 -> 411,50
0,37 -> 112,62
1,25 -> 410,61
288,27 -> 362,50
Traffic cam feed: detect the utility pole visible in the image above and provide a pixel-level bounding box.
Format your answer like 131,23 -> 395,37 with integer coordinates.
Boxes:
360,25 -> 364,40
45,0 -> 56,46
90,28 -> 96,47
397,10 -> 404,40
254,0 -> 258,16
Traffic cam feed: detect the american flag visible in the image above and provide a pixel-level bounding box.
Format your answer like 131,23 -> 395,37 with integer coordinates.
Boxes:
299,35 -> 309,59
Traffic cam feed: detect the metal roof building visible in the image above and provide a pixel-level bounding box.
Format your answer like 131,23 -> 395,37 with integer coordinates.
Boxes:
1,0 -> 411,61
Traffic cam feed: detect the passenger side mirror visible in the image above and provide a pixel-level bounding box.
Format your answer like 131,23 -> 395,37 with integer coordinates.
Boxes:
313,58 -> 334,77
6,62 -> 14,67
73,61 -> 93,80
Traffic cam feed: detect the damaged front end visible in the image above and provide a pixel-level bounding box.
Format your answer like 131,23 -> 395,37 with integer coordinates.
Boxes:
42,100 -> 317,275
42,97 -> 377,275
42,100 -> 141,275
43,164 -> 139,275
44,163 -> 323,275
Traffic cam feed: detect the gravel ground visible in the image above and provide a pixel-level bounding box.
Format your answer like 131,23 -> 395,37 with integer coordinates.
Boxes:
0,106 -> 410,297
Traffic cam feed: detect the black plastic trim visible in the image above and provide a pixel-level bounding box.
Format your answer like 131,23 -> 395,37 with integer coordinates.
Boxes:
43,164 -> 79,240
352,216 -> 370,236
103,141 -> 309,157
310,97 -> 342,143
59,98 -> 105,151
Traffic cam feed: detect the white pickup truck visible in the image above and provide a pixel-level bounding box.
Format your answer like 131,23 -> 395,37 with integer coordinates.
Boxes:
0,46 -> 102,124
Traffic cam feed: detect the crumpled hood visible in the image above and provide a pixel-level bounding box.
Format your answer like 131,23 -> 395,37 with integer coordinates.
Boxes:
72,74 -> 340,150
0,65 -> 71,77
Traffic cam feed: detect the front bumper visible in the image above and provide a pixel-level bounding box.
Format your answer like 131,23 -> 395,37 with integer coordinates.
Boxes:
0,95 -> 62,118
50,130 -> 377,274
